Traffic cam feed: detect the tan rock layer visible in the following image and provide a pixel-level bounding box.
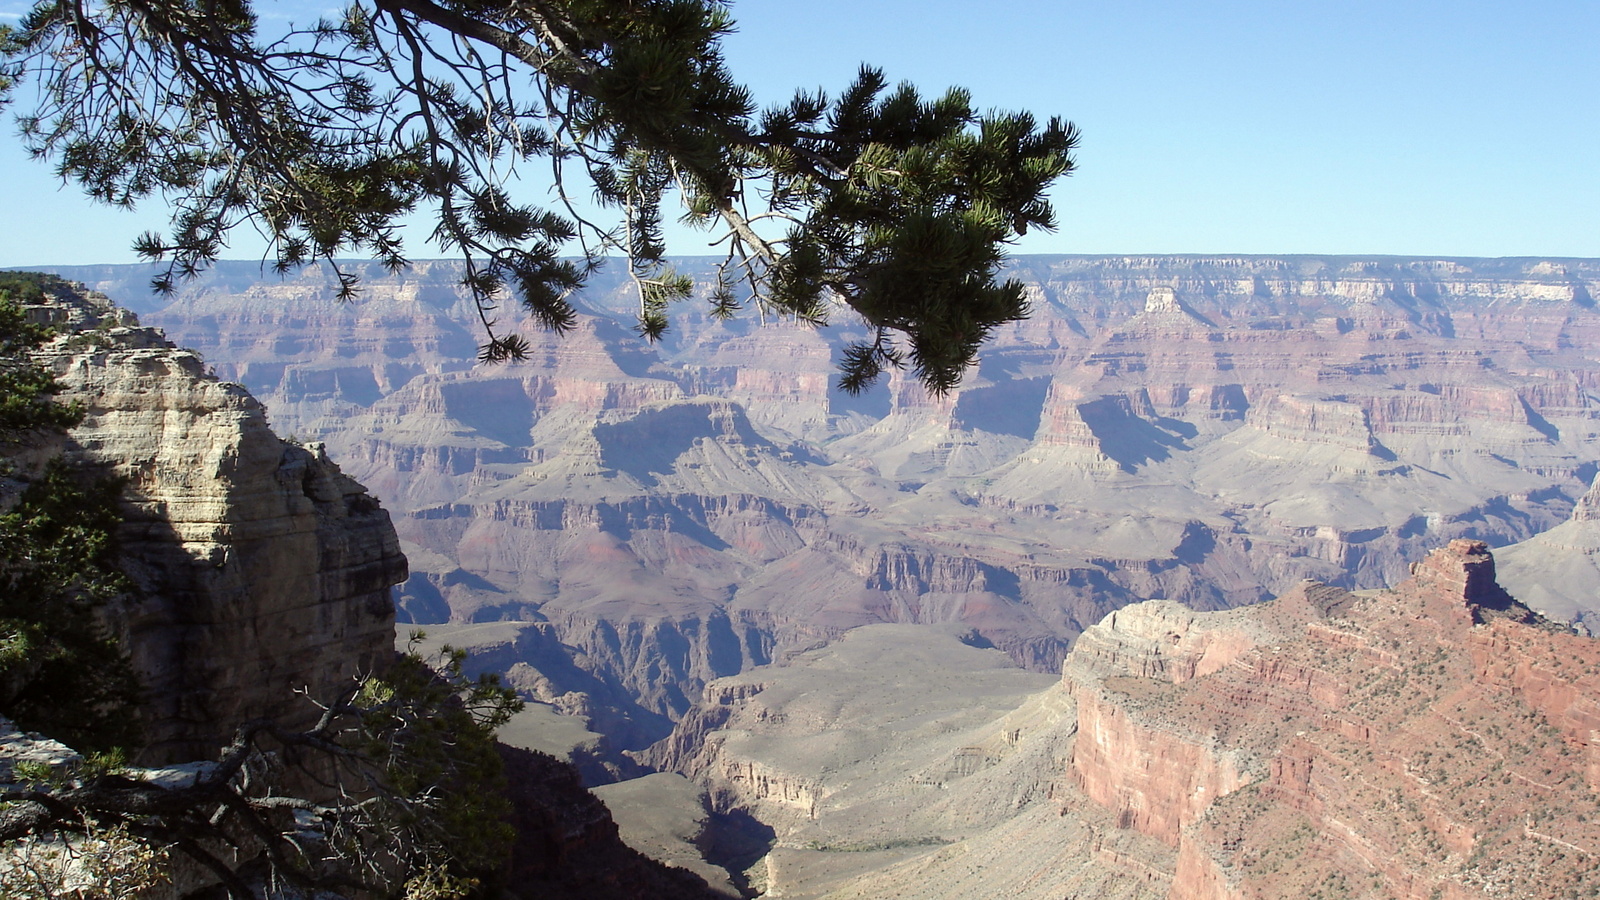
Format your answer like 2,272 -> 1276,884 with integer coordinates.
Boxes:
34,286 -> 406,763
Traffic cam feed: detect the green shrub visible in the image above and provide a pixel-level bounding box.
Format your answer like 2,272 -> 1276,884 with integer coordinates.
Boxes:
0,459 -> 141,751
0,285 -> 140,752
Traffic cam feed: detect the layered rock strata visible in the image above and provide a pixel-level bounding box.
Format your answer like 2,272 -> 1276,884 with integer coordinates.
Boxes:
27,283 -> 407,762
1072,541 -> 1599,900
43,256 -> 1600,735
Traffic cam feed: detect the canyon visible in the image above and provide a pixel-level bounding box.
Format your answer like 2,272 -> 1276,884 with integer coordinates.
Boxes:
1,280 -> 726,899
656,540 -> 1599,898
33,254 -> 1600,896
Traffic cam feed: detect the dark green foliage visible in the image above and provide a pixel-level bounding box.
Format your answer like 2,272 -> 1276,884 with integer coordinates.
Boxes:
0,284 -> 140,752
751,72 -> 1076,394
0,272 -> 54,305
0,461 -> 140,752
0,285 -> 136,750
0,1 -> 1077,393
340,642 -> 523,891
0,287 -> 80,437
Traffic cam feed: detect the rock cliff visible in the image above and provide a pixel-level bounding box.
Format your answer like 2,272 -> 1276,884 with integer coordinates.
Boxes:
22,282 -> 408,762
32,257 -> 1600,897
1074,541 -> 1598,900
652,542 -> 1599,899
5,280 -> 728,899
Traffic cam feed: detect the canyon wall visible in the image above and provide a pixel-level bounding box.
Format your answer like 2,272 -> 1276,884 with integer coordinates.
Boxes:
645,624 -> 1172,900
1060,539 -> 1600,900
43,255 -> 1600,734
23,282 -> 408,762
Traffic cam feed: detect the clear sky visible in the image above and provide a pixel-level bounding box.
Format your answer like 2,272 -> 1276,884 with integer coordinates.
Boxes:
1,0 -> 1595,268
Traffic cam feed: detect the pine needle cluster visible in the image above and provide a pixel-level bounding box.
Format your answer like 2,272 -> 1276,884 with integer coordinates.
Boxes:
0,1 -> 1078,392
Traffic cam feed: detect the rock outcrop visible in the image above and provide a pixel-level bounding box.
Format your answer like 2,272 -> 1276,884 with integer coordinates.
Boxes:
653,543 -> 1600,900
6,281 -> 727,900
1072,541 -> 1600,900
647,625 -> 1172,899
20,283 -> 408,762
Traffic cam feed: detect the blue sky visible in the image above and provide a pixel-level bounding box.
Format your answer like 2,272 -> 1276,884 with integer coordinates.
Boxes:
1,0 -> 1595,267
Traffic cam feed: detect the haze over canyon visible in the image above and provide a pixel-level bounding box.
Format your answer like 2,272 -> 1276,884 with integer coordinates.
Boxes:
35,253 -> 1600,897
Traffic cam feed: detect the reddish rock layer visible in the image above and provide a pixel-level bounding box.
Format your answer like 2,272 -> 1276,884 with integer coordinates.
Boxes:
1067,542 -> 1600,900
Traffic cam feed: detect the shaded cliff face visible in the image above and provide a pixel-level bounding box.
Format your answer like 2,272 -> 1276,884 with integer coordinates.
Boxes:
44,256 -> 1600,727
27,284 -> 407,762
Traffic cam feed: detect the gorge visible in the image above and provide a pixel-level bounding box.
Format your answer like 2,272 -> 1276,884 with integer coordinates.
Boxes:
22,254 -> 1600,897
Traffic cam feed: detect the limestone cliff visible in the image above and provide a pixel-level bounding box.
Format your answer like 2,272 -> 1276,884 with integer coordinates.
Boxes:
26,282 -> 407,762
649,625 -> 1186,900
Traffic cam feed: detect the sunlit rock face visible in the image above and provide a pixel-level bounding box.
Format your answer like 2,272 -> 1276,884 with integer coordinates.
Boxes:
27,284 -> 406,763
1058,540 -> 1600,900
650,543 -> 1599,900
48,255 -> 1600,721
1156,541 -> 1600,900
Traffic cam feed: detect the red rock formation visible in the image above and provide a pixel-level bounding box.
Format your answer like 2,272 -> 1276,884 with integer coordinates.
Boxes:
1067,541 -> 1600,900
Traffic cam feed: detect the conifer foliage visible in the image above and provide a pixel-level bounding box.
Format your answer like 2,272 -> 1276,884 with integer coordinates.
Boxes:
0,276 -> 141,753
0,0 -> 1078,392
